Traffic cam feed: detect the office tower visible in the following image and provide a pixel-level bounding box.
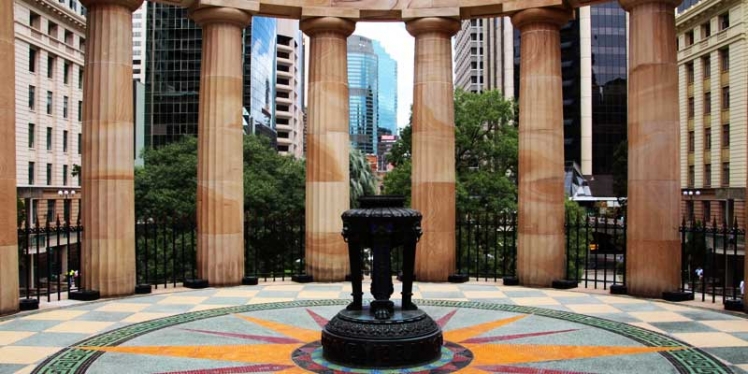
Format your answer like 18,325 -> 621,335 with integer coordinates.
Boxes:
372,41 -> 397,135
347,35 -> 378,155
275,19 -> 305,158
453,17 -> 514,97
132,3 -> 147,83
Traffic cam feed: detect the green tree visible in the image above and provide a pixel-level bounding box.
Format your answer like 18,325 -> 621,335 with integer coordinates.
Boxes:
349,148 -> 377,207
243,135 -> 305,218
612,140 -> 627,216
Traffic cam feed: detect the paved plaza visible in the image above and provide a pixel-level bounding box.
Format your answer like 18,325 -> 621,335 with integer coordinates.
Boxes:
0,281 -> 746,374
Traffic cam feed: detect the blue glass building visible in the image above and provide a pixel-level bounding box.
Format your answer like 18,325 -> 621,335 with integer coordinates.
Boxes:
372,41 -> 397,136
245,16 -> 277,138
347,35 -> 378,155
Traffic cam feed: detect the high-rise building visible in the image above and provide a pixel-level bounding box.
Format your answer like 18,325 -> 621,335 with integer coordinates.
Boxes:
275,19 -> 305,158
132,3 -> 147,83
347,35 -> 378,155
453,17 -> 514,97
677,0 -> 746,228
14,0 -> 86,226
145,4 -> 277,147
372,41 -> 397,135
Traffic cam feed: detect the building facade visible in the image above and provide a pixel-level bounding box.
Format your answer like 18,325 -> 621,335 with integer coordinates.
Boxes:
132,2 -> 147,83
275,19 -> 304,158
453,17 -> 514,97
14,0 -> 86,226
372,40 -> 397,136
145,5 -> 277,147
347,35 -> 378,155
677,0 -> 747,228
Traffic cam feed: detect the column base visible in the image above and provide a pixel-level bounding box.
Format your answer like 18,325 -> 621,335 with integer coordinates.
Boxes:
292,274 -> 313,283
502,276 -> 520,286
241,276 -> 258,286
662,291 -> 694,302
610,285 -> 628,295
448,274 -> 469,283
69,289 -> 101,301
552,279 -> 578,290
19,298 -> 39,311
184,279 -> 209,289
724,298 -> 744,312
135,284 -> 152,294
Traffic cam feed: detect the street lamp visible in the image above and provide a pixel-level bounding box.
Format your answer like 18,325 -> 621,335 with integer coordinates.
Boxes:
682,189 -> 700,223
58,190 -> 76,224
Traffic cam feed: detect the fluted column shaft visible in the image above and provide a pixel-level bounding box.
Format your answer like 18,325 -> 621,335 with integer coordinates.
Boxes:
0,0 -> 19,315
620,0 -> 682,298
191,7 -> 250,286
80,0 -> 142,297
511,8 -> 571,287
406,18 -> 460,282
300,17 -> 355,282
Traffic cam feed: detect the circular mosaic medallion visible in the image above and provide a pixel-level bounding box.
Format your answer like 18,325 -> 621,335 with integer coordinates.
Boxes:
31,299 -> 733,374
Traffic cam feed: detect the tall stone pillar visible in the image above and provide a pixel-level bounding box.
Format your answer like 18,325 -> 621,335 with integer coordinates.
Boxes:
620,0 -> 682,298
300,17 -> 355,281
406,18 -> 461,281
0,0 -> 19,315
190,7 -> 251,286
511,8 -> 572,287
80,0 -> 143,297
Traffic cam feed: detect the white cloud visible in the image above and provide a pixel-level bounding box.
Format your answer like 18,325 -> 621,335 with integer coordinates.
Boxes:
354,22 -> 414,132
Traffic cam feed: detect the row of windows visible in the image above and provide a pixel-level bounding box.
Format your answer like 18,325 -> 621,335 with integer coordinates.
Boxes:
684,200 -> 732,226
687,162 -> 729,187
687,124 -> 729,153
682,12 -> 729,48
27,86 -> 83,121
685,49 -> 729,84
29,12 -> 85,49
27,124 -> 81,154
687,86 -> 729,117
28,47 -> 82,87
27,162 -> 78,186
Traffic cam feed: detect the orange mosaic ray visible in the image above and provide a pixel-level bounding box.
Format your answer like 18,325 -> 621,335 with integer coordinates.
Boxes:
466,344 -> 683,366
443,314 -> 527,342
234,314 -> 320,342
78,344 -> 298,364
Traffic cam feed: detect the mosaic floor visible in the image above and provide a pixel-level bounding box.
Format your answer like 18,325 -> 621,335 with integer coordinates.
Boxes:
0,282 -> 746,374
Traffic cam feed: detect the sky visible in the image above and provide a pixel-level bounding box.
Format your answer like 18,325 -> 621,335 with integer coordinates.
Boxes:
353,22 -> 414,132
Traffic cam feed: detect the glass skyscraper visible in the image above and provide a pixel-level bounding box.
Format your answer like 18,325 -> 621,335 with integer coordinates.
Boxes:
347,35 -> 378,155
372,41 -> 397,135
145,4 -> 276,147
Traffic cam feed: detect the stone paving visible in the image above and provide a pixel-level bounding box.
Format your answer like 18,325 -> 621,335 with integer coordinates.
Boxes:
0,281 -> 746,374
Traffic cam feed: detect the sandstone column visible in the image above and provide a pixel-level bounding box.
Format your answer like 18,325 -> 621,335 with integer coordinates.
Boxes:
511,8 -> 572,287
0,0 -> 19,315
190,7 -> 251,286
620,0 -> 682,298
80,0 -> 143,297
406,18 -> 461,281
300,17 -> 355,281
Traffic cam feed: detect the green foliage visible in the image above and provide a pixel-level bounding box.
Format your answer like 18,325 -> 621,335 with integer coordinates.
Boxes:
349,148 -> 377,207
612,140 -> 627,214
243,135 -> 305,218
383,89 -> 518,213
565,199 -> 592,281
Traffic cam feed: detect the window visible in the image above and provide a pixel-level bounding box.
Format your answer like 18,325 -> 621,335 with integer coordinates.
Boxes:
63,61 -> 70,84
702,22 -> 711,38
46,163 -> 52,185
720,200 -> 727,224
78,101 -> 82,122
722,162 -> 730,186
686,201 -> 694,221
722,124 -> 730,147
704,164 -> 712,187
704,92 -> 711,114
687,97 -> 695,118
686,63 -> 694,84
702,56 -> 711,78
46,91 -> 53,114
28,124 -> 35,148
46,127 -> 52,150
48,22 -> 58,38
29,12 -> 40,29
79,38 -> 85,51
47,56 -> 54,79
703,201 -> 711,223
722,86 -> 729,109
78,68 -> 83,89
63,199 -> 70,223
28,47 -> 37,72
688,165 -> 695,187
720,48 -> 729,71
719,13 -> 729,30
47,200 -> 55,223
28,86 -> 35,110
688,131 -> 695,152
704,128 -> 711,150
64,30 -> 73,45
685,30 -> 694,46
62,165 -> 68,185
77,133 -> 81,154
63,130 -> 68,152
28,162 -> 34,185
63,96 -> 68,118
